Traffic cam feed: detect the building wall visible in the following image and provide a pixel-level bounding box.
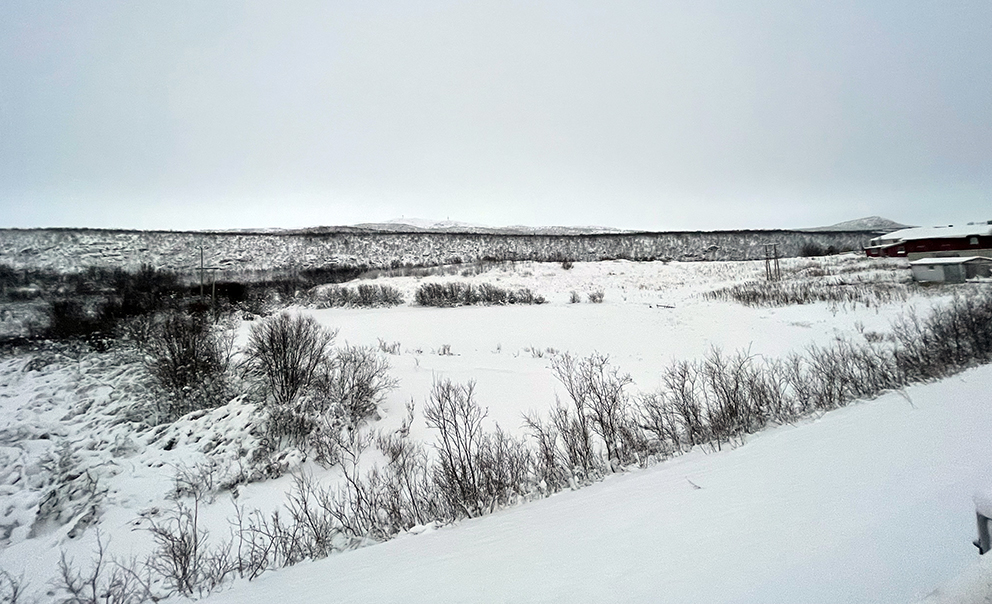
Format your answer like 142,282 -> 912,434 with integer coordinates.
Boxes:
911,261 -> 992,283
866,234 -> 992,260
911,264 -> 947,282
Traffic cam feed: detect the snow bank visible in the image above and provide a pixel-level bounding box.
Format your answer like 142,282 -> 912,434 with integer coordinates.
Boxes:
198,365 -> 992,604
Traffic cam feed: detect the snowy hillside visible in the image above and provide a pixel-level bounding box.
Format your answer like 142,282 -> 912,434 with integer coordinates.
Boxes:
0,227 -> 877,279
806,216 -> 911,232
353,218 -> 634,235
200,364 -> 992,604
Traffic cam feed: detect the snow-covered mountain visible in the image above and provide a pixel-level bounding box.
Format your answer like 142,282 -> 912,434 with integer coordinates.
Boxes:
352,218 -> 632,235
805,216 -> 911,232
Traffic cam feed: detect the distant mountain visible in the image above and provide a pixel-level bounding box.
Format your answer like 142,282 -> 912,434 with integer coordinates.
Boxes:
352,218 -> 632,236
804,216 -> 911,232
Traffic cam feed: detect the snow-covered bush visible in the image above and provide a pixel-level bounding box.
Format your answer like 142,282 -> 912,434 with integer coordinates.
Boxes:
57,535 -> 155,604
705,278 -> 910,308
146,312 -> 233,420
243,313 -> 337,406
35,443 -> 106,538
244,316 -> 396,467
0,569 -> 28,604
424,379 -> 532,517
415,282 -> 545,307
313,284 -> 403,308
550,352 -> 638,470
319,345 -> 397,427
146,500 -> 235,598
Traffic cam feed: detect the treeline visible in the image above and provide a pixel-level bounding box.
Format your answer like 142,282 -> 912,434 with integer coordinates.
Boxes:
0,228 -> 876,278
0,263 -> 366,343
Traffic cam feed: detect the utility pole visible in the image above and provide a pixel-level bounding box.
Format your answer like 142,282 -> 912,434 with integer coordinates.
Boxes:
192,246 -> 223,310
764,244 -> 781,281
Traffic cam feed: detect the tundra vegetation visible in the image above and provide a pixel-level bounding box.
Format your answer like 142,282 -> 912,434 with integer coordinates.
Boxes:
0,255 -> 989,603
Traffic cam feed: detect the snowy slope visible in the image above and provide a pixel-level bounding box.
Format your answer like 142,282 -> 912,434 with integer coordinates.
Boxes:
198,365 -> 992,604
806,216 -> 911,232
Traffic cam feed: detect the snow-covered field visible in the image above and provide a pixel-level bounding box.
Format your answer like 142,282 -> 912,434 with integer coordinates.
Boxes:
2,254 -> 991,603
203,364 -> 992,604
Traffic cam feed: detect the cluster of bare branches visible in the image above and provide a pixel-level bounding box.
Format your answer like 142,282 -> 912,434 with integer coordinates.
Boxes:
240,313 -> 396,466
311,284 -> 404,308
704,277 -> 911,308
527,289 -> 992,478
242,313 -> 337,406
415,282 -> 545,307
144,311 -> 236,421
424,380 -> 532,517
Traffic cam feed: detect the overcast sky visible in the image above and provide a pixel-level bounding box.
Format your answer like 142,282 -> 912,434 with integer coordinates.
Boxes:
1,0 -> 989,231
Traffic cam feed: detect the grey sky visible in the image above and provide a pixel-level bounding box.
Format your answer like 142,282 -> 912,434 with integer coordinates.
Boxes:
1,0 -> 989,231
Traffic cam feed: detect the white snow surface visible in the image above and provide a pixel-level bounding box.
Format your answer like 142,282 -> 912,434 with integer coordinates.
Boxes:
2,255 -> 992,603
198,365 -> 992,604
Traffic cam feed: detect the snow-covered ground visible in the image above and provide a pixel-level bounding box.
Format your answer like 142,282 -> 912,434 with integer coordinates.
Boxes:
200,364 -> 992,604
2,255 -> 990,603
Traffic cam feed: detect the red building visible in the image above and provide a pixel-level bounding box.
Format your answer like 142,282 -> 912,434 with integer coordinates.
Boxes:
864,221 -> 992,260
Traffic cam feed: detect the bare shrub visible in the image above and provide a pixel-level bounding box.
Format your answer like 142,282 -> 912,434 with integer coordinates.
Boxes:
892,290 -> 992,382
373,431 -> 447,530
423,379 -> 531,517
377,338 -> 401,355
171,460 -> 227,503
315,345 -> 398,427
569,291 -> 582,304
587,291 -> 605,303
551,352 -> 637,469
701,348 -> 770,447
146,499 -> 235,598
704,278 -> 910,308
243,313 -> 337,406
522,413 -> 568,491
661,359 -> 708,449
424,379 -> 488,517
548,400 -> 599,479
0,569 -> 27,604
636,392 -> 681,456
476,425 -> 533,507
231,502 -> 323,579
146,312 -> 231,419
326,431 -> 449,540
415,282 -> 545,307
57,533 -> 154,604
314,284 -> 403,308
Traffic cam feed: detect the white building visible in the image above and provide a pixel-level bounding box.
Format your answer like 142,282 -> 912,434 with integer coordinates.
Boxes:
909,256 -> 992,283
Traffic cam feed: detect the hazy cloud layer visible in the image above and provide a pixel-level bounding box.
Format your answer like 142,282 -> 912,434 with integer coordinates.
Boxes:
1,1 -> 989,230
